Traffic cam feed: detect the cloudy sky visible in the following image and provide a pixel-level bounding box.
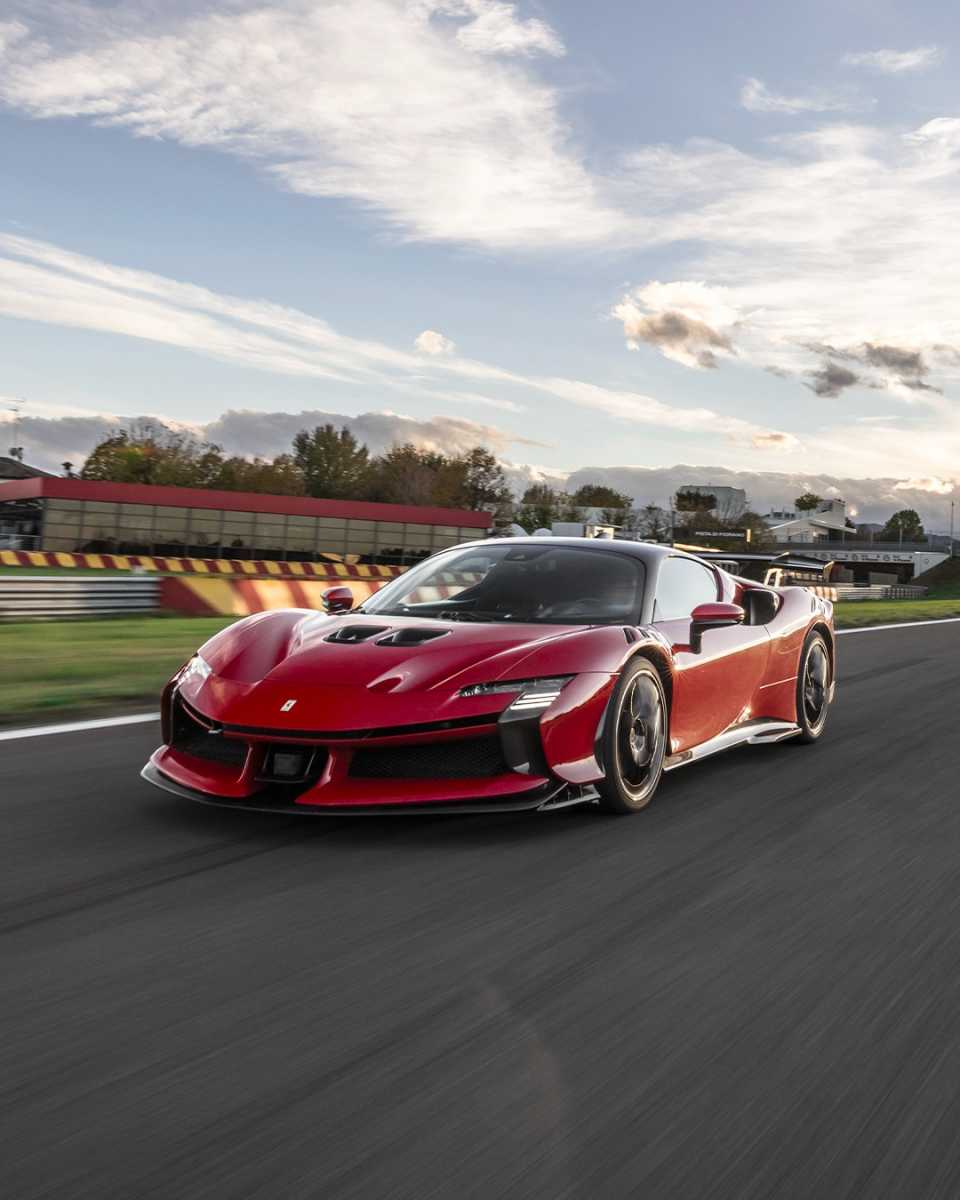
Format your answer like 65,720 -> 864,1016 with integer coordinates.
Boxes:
2,0 -> 960,519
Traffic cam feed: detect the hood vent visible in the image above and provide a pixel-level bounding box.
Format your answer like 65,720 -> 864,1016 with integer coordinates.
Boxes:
375,627 -> 450,648
325,624 -> 390,643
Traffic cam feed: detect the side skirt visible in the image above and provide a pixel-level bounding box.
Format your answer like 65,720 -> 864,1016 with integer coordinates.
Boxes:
663,719 -> 801,773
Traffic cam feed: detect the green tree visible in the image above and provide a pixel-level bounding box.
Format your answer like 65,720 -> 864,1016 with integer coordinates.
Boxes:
794,492 -> 823,512
514,484 -> 586,533
571,484 -> 633,511
880,508 -> 925,543
456,447 -> 513,515
292,425 -> 370,499
675,488 -> 717,514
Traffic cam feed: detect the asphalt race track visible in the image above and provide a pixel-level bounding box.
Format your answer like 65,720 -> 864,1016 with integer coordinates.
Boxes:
3,622 -> 960,1199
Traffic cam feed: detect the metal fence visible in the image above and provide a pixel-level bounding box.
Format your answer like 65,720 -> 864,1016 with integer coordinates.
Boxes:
823,584 -> 928,602
0,577 -> 160,619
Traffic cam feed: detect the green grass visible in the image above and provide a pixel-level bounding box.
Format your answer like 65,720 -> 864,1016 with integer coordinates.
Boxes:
834,597 -> 960,629
0,616 -> 235,725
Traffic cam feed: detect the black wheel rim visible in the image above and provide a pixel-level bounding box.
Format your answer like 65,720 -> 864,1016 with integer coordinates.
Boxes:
616,675 -> 665,799
803,643 -> 829,728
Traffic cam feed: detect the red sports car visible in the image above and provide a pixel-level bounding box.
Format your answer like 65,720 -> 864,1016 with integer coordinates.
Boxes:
142,538 -> 836,815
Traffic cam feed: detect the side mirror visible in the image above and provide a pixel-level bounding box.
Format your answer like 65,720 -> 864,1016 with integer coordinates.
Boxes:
322,585 -> 354,615
689,602 -> 745,653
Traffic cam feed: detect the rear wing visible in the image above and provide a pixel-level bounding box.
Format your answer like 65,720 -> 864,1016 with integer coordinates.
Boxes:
677,546 -> 834,588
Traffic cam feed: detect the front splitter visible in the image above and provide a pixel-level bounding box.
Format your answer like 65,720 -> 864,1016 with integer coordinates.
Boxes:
140,761 -> 577,816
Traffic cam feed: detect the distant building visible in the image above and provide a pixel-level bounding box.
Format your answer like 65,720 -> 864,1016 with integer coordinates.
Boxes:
674,485 -> 747,519
763,498 -> 849,543
0,477 -> 491,563
0,456 -> 56,481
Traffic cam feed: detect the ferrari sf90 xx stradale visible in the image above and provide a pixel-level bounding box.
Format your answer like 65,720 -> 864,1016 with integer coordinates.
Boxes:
142,539 -> 836,815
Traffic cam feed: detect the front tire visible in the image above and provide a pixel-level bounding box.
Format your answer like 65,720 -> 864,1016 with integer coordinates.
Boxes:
796,631 -> 832,743
596,658 -> 668,814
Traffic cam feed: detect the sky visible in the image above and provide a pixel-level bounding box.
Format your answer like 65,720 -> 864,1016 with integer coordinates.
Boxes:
2,0 -> 960,523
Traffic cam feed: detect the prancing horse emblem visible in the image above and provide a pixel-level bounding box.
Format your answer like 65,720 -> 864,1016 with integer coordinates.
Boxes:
280,699 -> 297,712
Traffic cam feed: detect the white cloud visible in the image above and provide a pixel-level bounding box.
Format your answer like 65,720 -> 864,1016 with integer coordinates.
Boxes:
439,390 -> 525,412
0,233 -> 796,455
611,281 -> 739,368
524,377 -> 796,450
415,329 -> 456,355
615,120 -> 960,399
0,19 -> 28,53
740,77 -> 866,115
842,46 -> 942,74
438,1 -> 565,58
894,476 -> 954,495
0,0 -> 610,250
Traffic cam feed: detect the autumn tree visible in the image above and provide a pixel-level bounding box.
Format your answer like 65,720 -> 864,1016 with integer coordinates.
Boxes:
366,444 -> 447,506
80,422 -> 226,487
213,454 -> 305,496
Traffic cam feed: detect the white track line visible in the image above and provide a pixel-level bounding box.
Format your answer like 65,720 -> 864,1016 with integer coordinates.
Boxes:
837,617 -> 960,636
0,616 -> 957,742
0,712 -> 159,743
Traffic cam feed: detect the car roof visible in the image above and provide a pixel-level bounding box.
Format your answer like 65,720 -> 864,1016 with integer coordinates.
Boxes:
450,537 -> 695,565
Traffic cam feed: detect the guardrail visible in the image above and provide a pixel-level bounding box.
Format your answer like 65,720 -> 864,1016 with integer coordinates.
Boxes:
814,584 -> 929,602
0,576 -> 160,619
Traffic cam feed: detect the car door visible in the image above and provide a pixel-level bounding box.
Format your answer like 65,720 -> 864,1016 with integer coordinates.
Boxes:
653,556 -> 771,752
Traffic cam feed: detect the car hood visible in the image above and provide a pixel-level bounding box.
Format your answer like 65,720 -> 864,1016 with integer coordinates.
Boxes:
181,611 -> 622,733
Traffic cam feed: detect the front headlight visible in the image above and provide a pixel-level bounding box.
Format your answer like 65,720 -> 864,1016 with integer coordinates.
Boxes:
180,653 -> 213,686
459,675 -> 572,714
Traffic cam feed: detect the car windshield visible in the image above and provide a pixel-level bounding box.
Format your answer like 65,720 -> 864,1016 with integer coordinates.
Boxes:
361,543 -> 645,625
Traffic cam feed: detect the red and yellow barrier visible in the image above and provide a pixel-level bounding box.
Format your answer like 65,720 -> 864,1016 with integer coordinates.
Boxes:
161,575 -> 392,617
0,548 -> 404,582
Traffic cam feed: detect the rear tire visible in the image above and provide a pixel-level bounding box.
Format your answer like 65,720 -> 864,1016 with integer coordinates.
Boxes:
596,658 -> 668,814
796,631 -> 832,743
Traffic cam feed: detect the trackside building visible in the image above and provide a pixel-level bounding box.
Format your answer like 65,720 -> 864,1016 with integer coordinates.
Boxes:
0,478 -> 492,565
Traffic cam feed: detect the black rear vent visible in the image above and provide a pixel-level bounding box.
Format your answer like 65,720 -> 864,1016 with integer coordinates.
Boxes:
326,624 -> 390,643
171,698 -> 247,769
375,627 -> 449,647
350,736 -> 509,779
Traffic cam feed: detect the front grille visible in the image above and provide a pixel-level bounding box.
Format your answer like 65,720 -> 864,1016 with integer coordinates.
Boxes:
350,736 -> 510,779
171,698 -> 248,769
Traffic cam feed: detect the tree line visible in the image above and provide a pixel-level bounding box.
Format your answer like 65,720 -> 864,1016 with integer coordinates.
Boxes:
78,422 -> 646,533
73,422 -> 927,543
79,421 -> 514,512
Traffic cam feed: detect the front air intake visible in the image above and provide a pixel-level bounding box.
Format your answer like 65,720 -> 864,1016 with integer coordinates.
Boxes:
170,697 -> 248,769
375,628 -> 449,647
350,736 -> 509,779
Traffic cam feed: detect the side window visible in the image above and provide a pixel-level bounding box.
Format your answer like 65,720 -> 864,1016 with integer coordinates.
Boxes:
654,557 -> 718,621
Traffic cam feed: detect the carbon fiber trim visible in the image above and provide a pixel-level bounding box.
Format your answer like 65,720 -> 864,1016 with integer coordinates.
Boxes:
141,762 -> 565,815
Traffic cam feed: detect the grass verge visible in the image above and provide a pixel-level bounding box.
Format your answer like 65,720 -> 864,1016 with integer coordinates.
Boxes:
0,616 -> 234,726
834,598 -> 960,629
